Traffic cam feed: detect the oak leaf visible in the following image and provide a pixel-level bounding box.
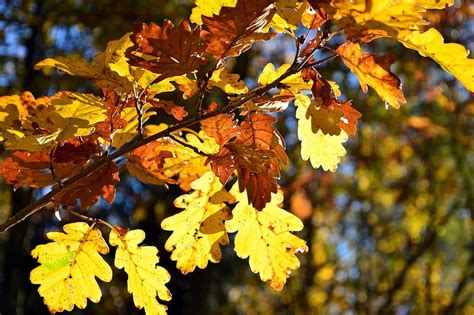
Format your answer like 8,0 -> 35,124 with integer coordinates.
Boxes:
202,0 -> 277,61
30,222 -> 112,313
109,228 -> 171,315
266,0 -> 306,36
337,41 -> 406,108
304,69 -> 361,136
0,92 -> 106,152
399,28 -> 474,93
161,171 -> 233,273
226,185 -> 308,291
53,161 -> 120,209
190,0 -> 238,25
0,142 -> 97,189
208,66 -> 248,94
296,96 -> 348,172
206,112 -> 288,210
128,20 -> 208,81
126,140 -> 177,187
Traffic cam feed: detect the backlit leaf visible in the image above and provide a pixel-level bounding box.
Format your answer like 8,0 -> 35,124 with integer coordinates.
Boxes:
161,171 -> 233,273
226,185 -> 308,291
30,222 -> 112,313
190,0 -> 238,25
202,0 -> 277,61
337,41 -> 406,108
208,66 -> 248,94
399,28 -> 474,93
296,96 -> 348,172
53,161 -> 120,209
128,20 -> 208,81
109,228 -> 171,315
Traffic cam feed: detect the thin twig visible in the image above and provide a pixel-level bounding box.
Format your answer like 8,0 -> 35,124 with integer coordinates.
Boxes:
169,133 -> 209,157
67,209 -> 115,230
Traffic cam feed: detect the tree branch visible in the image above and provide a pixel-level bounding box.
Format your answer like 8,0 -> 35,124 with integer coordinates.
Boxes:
0,57 -> 306,232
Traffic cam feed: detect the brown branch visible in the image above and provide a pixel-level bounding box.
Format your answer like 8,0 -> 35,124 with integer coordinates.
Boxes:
0,58 -> 306,232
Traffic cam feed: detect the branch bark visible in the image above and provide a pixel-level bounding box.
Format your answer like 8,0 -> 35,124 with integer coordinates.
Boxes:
0,61 -> 308,232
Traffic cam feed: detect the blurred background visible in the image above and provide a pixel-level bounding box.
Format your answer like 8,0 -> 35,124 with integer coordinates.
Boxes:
0,0 -> 473,314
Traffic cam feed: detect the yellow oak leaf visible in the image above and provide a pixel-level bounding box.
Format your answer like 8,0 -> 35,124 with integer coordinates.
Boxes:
190,0 -> 238,25
173,76 -> 199,99
258,63 -> 312,93
111,103 -> 154,148
266,0 -> 306,36
296,97 -> 348,172
52,92 -> 107,139
109,228 -> 171,315
129,129 -> 218,190
226,184 -> 308,291
1,92 -> 106,151
35,33 -> 155,91
323,0 -> 452,39
161,171 -> 234,273
208,66 -> 248,94
306,102 -> 343,136
30,222 -> 112,313
337,41 -> 406,108
398,28 -> 474,93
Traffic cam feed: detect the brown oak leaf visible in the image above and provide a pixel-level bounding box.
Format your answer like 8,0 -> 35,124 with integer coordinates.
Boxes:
0,150 -> 87,189
126,141 -> 177,186
53,161 -> 120,209
207,112 -> 287,210
150,99 -> 188,121
96,89 -> 131,140
202,0 -> 277,61
128,20 -> 208,81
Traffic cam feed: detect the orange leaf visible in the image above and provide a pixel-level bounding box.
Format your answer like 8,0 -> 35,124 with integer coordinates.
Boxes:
54,161 -> 120,209
337,41 -> 406,108
202,0 -> 276,61
128,20 -> 208,81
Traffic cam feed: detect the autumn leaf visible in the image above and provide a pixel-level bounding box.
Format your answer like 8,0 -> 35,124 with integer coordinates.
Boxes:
35,33 -> 136,91
304,69 -> 362,136
109,228 -> 171,315
110,104 -> 154,148
161,171 -> 233,273
0,140 -> 98,189
53,161 -> 120,209
150,99 -> 188,121
320,0 -> 449,40
266,0 -> 306,36
30,222 -> 112,313
0,151 -> 70,189
296,96 -> 348,172
399,28 -> 474,93
0,92 -> 106,152
258,63 -> 312,93
306,103 -> 344,136
173,76 -> 199,99
206,112 -> 288,210
202,0 -> 277,61
128,129 -> 219,191
226,184 -> 308,291
200,110 -> 237,145
208,66 -> 248,94
126,140 -> 177,187
190,0 -> 238,25
128,20 -> 208,81
337,41 -> 406,108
